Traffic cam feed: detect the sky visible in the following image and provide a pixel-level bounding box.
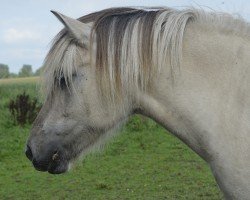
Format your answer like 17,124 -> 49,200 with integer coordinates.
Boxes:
1,0 -> 250,73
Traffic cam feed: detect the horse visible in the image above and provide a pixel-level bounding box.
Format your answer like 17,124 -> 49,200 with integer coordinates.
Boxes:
25,7 -> 250,199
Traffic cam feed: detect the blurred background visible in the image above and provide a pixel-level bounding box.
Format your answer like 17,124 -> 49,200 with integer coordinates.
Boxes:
1,0 -> 249,199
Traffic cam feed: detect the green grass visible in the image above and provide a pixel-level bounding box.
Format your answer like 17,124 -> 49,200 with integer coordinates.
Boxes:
0,76 -> 39,85
0,81 -> 223,199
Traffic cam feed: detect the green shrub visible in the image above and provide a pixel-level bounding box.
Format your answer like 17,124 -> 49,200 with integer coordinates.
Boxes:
8,92 -> 41,126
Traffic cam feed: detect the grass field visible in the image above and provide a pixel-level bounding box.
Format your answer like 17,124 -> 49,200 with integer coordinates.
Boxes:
0,78 -> 223,199
0,76 -> 39,84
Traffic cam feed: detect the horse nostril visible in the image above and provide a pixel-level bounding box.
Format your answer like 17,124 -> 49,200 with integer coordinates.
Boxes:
52,151 -> 60,161
25,145 -> 33,161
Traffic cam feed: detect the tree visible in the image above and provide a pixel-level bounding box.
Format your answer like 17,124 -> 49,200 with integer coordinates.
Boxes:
9,73 -> 18,78
19,64 -> 33,77
0,64 -> 9,79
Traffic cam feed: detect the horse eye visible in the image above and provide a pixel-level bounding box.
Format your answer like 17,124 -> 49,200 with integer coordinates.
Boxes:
59,76 -> 66,90
58,73 -> 77,90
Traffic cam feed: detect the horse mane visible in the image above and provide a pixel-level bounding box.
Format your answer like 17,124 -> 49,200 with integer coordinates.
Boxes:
43,7 -> 250,100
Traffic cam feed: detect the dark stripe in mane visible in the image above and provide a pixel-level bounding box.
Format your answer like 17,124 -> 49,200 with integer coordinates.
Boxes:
79,8 -> 164,94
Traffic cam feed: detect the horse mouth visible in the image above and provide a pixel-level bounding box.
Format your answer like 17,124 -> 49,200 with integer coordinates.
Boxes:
32,158 -> 69,174
28,149 -> 70,174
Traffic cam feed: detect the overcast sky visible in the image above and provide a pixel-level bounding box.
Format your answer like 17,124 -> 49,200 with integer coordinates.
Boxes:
1,0 -> 250,73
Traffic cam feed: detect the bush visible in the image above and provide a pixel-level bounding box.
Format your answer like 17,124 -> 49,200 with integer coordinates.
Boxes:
8,92 -> 41,126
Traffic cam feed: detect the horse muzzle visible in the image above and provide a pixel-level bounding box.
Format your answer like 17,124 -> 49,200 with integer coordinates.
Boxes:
25,144 -> 69,174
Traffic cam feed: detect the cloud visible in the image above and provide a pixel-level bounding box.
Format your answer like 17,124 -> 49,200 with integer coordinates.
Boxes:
3,28 -> 41,44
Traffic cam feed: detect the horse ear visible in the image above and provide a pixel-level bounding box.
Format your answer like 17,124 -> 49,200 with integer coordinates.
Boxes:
51,10 -> 91,43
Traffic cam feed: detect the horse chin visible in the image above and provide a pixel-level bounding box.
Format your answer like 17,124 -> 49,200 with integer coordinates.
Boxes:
47,160 -> 69,174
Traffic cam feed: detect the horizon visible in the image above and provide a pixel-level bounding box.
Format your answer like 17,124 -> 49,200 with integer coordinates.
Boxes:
1,0 -> 250,73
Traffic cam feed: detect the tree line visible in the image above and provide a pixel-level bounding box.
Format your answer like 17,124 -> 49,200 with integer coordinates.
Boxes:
0,64 -> 43,79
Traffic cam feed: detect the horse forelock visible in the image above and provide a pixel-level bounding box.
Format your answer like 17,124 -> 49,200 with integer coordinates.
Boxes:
42,6 -> 250,101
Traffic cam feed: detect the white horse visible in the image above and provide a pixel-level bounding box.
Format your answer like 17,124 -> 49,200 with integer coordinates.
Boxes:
25,7 -> 250,199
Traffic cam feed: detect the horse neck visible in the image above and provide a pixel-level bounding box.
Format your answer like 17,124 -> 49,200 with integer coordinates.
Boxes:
136,22 -> 250,160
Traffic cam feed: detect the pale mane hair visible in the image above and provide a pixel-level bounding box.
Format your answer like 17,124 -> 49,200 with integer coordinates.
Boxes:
42,7 -> 250,100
